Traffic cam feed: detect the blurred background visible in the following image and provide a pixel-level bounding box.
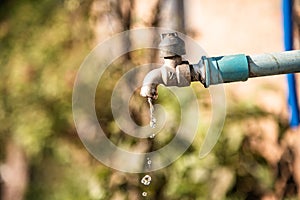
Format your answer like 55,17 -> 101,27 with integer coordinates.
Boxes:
1,0 -> 300,199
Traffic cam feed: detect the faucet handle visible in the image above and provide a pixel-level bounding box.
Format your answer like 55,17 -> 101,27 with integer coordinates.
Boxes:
140,84 -> 158,100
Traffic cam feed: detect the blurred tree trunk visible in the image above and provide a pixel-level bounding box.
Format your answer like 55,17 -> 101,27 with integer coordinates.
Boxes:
1,141 -> 28,200
89,0 -> 186,59
273,129 -> 300,199
0,173 -> 3,200
159,0 -> 185,33
89,0 -> 132,61
90,0 -> 131,43
88,0 -> 186,199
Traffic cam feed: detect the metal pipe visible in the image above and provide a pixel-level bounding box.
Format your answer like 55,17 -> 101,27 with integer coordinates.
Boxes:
248,50 -> 300,77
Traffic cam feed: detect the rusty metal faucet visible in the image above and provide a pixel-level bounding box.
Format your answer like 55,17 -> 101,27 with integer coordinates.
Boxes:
140,32 -> 193,99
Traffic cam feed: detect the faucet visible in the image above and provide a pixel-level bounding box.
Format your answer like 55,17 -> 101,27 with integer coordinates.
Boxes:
140,32 -> 300,99
140,32 -> 202,99
140,55 -> 194,99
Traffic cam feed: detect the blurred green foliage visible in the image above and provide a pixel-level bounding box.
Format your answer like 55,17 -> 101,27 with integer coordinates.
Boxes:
0,0 -> 97,199
0,0 -> 296,199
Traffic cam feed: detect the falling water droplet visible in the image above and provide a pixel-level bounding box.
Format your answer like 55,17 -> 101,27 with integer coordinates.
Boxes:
146,157 -> 152,170
141,175 -> 152,186
142,192 -> 147,197
147,158 -> 152,166
148,98 -> 156,128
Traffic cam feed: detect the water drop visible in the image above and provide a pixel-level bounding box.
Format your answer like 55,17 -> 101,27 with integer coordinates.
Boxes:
148,98 -> 156,128
149,133 -> 156,139
146,157 -> 152,170
150,118 -> 156,128
141,175 -> 152,186
142,192 -> 147,197
147,158 -> 152,166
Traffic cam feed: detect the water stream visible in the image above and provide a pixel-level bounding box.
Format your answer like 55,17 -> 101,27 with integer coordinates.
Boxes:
148,97 -> 156,129
141,98 -> 156,197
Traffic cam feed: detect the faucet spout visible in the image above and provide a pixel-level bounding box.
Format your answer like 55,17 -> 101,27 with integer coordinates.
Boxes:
140,60 -> 192,99
140,68 -> 162,99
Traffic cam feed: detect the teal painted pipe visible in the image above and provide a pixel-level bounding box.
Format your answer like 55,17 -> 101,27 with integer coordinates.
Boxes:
201,50 -> 300,87
202,54 -> 248,87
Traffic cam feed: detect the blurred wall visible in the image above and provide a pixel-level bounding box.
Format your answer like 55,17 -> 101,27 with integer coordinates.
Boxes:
185,0 -> 288,118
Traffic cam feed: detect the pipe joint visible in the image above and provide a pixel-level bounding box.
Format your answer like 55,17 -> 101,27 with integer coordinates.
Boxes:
202,54 -> 249,87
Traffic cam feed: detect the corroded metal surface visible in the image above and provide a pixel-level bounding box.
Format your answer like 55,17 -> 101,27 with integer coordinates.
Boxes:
159,32 -> 186,57
248,50 -> 300,77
